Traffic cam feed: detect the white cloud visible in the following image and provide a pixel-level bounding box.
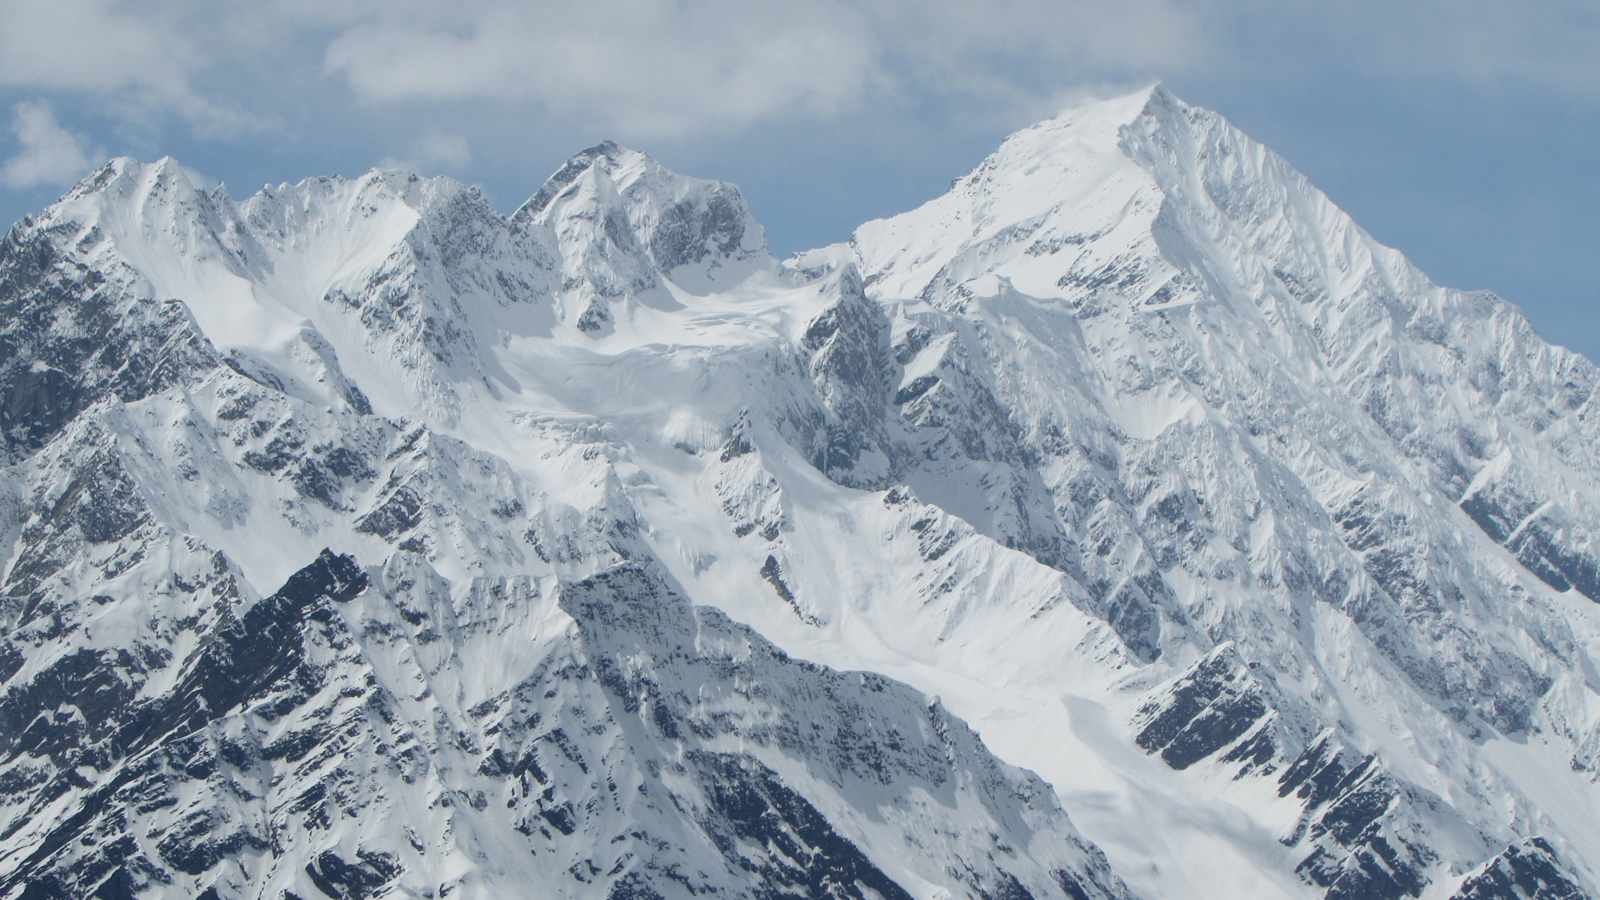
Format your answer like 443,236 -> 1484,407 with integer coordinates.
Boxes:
1,0 -> 1598,155
0,101 -> 100,189
377,131 -> 473,173
0,0 -> 192,96
316,1 -> 1208,138
323,4 -> 883,138
415,133 -> 471,170
0,0 -> 259,137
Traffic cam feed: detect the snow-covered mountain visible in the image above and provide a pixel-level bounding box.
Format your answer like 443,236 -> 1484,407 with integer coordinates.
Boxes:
2,85 -> 1598,899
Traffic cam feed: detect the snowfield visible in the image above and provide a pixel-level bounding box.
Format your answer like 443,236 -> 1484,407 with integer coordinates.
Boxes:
1,85 -> 1597,899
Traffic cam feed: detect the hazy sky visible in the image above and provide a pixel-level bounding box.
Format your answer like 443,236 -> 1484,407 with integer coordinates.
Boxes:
3,1 -> 1596,359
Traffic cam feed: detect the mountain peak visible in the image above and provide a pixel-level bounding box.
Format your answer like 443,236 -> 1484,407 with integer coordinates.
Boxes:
76,155 -> 231,202
512,138 -> 768,330
514,139 -> 653,221
1025,81 -> 1163,123
1052,81 -> 1174,121
1004,82 -> 1191,161
61,155 -> 204,207
846,83 -> 1311,304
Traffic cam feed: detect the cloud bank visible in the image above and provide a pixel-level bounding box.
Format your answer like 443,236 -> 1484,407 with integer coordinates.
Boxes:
3,0 -> 1593,159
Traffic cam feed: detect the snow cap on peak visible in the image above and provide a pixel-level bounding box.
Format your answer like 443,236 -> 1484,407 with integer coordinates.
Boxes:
515,138 -> 768,277
517,140 -> 635,218
67,155 -> 196,200
41,155 -> 243,242
1051,82 -> 1180,122
355,165 -> 462,194
846,82 -> 1218,300
1014,82 -> 1190,153
239,168 -> 488,242
115,156 -> 224,194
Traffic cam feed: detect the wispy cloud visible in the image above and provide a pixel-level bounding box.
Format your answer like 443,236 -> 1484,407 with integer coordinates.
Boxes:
0,100 -> 101,189
0,1 -> 1598,168
322,5 -> 883,139
378,132 -> 473,173
0,0 -> 259,138
313,1 -> 1217,138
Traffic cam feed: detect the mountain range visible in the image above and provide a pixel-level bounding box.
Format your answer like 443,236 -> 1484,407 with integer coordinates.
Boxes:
1,84 -> 1597,899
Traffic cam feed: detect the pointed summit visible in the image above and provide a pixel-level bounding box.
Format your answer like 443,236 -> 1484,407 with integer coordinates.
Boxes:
514,140 -> 765,272
999,83 -> 1184,155
36,155 -> 260,298
55,155 -> 206,214
516,140 -> 631,218
844,83 -> 1310,304
513,140 -> 769,333
1051,82 -> 1174,124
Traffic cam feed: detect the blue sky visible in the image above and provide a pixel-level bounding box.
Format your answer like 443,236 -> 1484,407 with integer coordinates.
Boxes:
3,1 -> 1596,360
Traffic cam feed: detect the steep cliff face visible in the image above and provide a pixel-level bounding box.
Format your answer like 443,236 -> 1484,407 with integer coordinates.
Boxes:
1,549 -> 1132,899
813,85 -> 1600,897
2,86 -> 1599,899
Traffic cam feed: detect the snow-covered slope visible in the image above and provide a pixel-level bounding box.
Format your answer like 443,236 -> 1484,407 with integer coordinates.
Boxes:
2,86 -> 1599,899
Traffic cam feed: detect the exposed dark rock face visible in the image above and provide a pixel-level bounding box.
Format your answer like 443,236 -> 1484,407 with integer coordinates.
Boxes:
649,189 -> 750,271
0,549 -> 1134,898
0,223 -> 219,458
553,562 -> 1135,900
1132,644 -> 1276,773
1276,736 -> 1438,899
795,268 -> 895,488
1133,658 -> 1483,900
0,550 -> 371,896
1451,838 -> 1586,900
689,751 -> 913,900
